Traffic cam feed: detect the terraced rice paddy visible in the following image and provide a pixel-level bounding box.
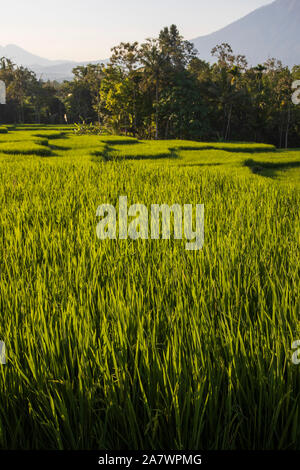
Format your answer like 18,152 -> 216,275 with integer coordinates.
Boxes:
0,125 -> 299,449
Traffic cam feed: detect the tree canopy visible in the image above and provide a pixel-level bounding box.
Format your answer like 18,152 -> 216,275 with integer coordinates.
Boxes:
1,26 -> 300,147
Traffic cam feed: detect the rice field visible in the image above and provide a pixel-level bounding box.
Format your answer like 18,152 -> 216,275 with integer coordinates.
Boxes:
0,125 -> 299,450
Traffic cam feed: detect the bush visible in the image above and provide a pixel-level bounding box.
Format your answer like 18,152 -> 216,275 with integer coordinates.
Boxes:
74,122 -> 110,136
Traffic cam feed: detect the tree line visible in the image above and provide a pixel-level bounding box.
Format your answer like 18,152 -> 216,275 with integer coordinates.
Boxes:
1,25 -> 300,147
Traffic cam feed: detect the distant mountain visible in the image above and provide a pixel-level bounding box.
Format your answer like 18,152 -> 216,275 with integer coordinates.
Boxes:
192,0 -> 300,67
0,44 -> 66,67
0,44 -> 107,81
30,60 -> 109,82
3,0 -> 299,80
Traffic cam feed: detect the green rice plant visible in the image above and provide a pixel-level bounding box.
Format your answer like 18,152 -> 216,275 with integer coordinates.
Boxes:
167,140 -> 276,152
0,125 -> 299,450
99,135 -> 139,145
0,131 -> 50,144
0,141 -> 53,156
101,142 -> 174,160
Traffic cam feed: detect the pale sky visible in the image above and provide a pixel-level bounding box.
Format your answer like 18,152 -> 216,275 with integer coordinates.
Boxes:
0,0 -> 274,61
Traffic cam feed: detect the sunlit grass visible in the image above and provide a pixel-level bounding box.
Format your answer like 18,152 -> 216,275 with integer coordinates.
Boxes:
0,125 -> 299,450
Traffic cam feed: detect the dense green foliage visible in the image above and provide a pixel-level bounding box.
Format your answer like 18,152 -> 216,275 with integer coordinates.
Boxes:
1,26 -> 300,146
0,125 -> 299,449
0,58 -> 65,124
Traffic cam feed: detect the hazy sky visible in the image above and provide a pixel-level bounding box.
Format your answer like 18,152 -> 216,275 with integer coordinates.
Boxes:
0,0 -> 274,61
